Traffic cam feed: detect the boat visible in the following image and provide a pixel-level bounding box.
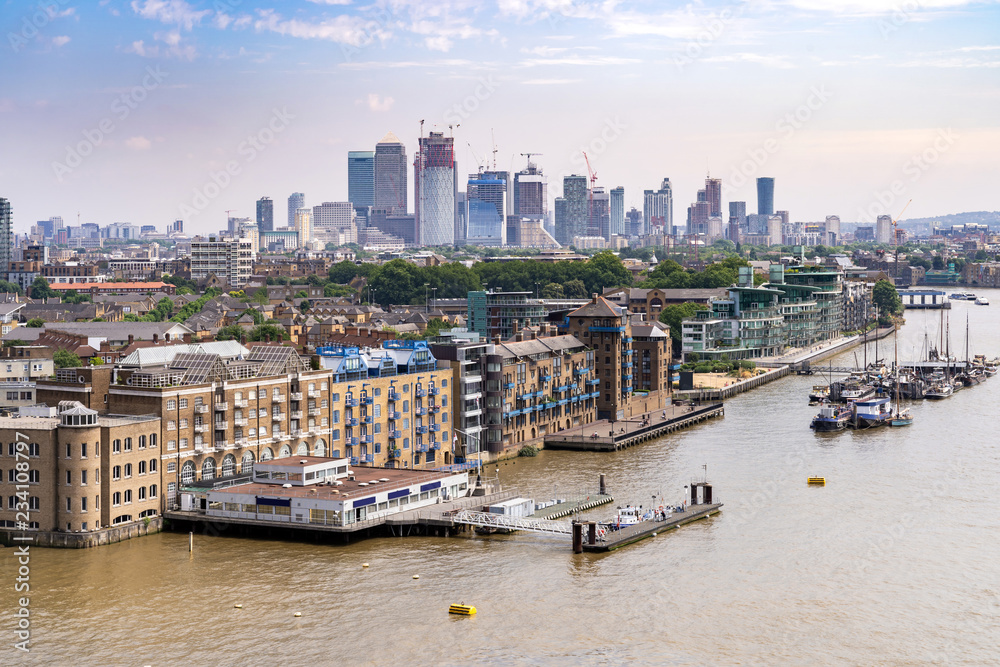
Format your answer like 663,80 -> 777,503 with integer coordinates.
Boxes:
810,403 -> 852,432
606,504 -> 667,531
832,375 -> 877,402
808,385 -> 830,403
851,397 -> 892,429
888,325 -> 913,427
949,292 -> 977,301
975,296 -> 989,305
924,378 -> 954,400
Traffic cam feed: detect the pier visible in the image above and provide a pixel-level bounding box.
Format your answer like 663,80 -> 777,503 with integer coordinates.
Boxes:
575,502 -> 723,552
543,403 -> 724,452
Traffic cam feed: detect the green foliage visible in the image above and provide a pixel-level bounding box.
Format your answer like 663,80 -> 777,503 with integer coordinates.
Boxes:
214,324 -> 246,341
30,276 -> 54,300
872,279 -> 902,316
53,349 -> 83,368
641,256 -> 748,290
91,317 -> 105,322
162,273 -> 198,293
89,357 -> 103,366
659,302 -> 709,342
62,289 -> 92,305
25,318 -> 45,328
241,309 -> 265,325
170,287 -> 221,323
216,323 -> 286,343
907,255 -> 931,270
250,288 -> 269,305
294,290 -> 309,299
3,339 -> 27,348
122,314 -> 140,322
518,444 -> 539,457
0,279 -> 23,295
324,283 -> 355,298
686,352 -> 700,363
299,299 -> 311,311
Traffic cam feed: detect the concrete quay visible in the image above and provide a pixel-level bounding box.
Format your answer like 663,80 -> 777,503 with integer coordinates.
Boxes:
543,403 -> 724,452
577,502 -> 723,553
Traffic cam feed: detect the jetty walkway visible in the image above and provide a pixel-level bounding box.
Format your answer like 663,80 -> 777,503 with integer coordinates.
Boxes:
543,402 -> 724,452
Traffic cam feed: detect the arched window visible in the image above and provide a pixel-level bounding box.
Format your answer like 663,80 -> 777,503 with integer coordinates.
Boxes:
124,489 -> 132,504
296,442 -> 309,455
139,435 -> 147,449
150,485 -> 157,498
113,492 -> 121,506
124,438 -> 133,452
260,448 -> 274,462
241,451 -> 255,474
150,459 -> 157,473
124,463 -> 132,478
278,445 -> 291,458
314,439 -> 327,457
138,487 -> 146,500
259,425 -> 268,436
113,439 -> 121,454
221,454 -> 236,478
140,461 -> 147,475
150,434 -> 157,448
181,461 -> 195,484
202,458 -> 216,481
113,465 -> 121,480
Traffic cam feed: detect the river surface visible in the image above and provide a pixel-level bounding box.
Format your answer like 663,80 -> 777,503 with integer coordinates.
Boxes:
3,291 -> 1000,666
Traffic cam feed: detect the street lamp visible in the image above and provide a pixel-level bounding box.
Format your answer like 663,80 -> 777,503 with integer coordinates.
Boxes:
431,287 -> 437,313
424,283 -> 429,313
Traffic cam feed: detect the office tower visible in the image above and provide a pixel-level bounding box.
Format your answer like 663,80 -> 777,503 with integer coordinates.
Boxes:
609,186 -> 625,238
589,186 -> 610,240
369,208 -> 416,245
414,131 -> 456,246
556,175 -> 588,245
466,172 -> 507,247
626,207 -> 643,237
757,177 -> 774,216
876,214 -> 892,244
348,151 -> 375,208
256,196 -> 273,233
777,210 -> 789,226
513,159 -> 547,220
0,199 -> 12,270
554,197 -> 568,243
287,192 -> 305,228
38,219 -> 54,238
705,177 -> 722,218
643,178 -> 673,236
375,131 -> 408,214
825,215 -> 841,245
728,201 -> 747,243
295,208 -> 312,245
312,202 -> 358,245
455,192 -> 467,246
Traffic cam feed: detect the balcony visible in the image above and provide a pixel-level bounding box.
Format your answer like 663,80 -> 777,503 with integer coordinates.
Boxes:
574,367 -> 590,375
388,411 -> 401,420
623,362 -> 633,368
272,433 -> 283,442
388,391 -> 401,402
388,430 -> 402,439
345,398 -> 358,408
388,447 -> 401,458
233,417 -> 247,427
308,390 -> 320,399
624,349 -> 633,356
360,435 -> 374,444
361,396 -> 373,405
350,456 -> 359,465
213,440 -> 228,450
214,402 -> 228,411
555,384 -> 570,393
503,382 -> 514,390
348,437 -> 359,447
347,418 -> 359,427
273,394 -> 286,403
416,426 -> 428,434
429,387 -> 440,396
540,374 -> 551,382
430,423 -> 441,432
415,407 -> 427,416
518,392 -> 533,401
195,404 -> 209,414
194,424 -> 208,433
362,415 -> 374,424
214,423 -> 227,431
415,389 -> 427,397
429,405 -> 441,414
417,443 -> 428,452
290,392 -> 303,401
271,413 -> 285,422
431,442 -> 441,450
291,410 -> 303,420
363,454 -> 374,464
587,379 -> 600,385
234,399 -> 248,408
308,408 -> 321,417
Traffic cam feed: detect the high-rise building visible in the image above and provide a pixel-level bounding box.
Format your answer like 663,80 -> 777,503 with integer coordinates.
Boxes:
190,236 -> 254,288
466,172 -> 507,247
374,132 -> 408,214
312,202 -> 358,245
455,192 -> 467,246
513,160 -> 547,220
414,131 -> 456,246
256,197 -> 273,233
626,207 -> 643,237
0,199 -> 11,271
728,201 -> 747,243
609,186 -> 625,239
876,214 -> 892,244
825,215 -> 841,245
287,192 -> 305,228
705,178 -> 722,218
557,175 -> 588,245
295,208 -> 312,245
643,178 -> 673,236
348,151 -> 375,208
757,177 -> 775,216
589,186 -> 610,240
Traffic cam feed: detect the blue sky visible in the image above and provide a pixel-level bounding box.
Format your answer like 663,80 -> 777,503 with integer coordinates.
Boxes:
1,0 -> 998,236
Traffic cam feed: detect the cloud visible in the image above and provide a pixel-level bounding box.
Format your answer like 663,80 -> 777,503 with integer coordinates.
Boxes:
367,94 -> 395,112
130,0 -> 211,30
125,31 -> 197,60
702,52 -> 796,68
521,78 -> 581,85
254,9 -> 390,46
126,136 -> 153,150
425,36 -> 453,52
52,36 -> 71,48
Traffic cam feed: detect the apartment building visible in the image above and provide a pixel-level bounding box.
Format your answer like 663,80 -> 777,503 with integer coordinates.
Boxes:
190,237 -> 254,288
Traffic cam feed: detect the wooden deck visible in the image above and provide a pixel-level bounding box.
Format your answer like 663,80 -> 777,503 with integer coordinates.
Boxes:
543,403 -> 724,452
580,503 -> 723,552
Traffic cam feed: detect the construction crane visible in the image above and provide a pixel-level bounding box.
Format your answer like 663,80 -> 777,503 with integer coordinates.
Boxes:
583,151 -> 598,235
520,152 -> 542,170
467,142 -> 485,174
490,129 -> 498,169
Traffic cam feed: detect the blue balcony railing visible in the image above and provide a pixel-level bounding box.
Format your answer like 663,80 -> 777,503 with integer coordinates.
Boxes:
347,418 -> 359,427
416,426 -> 428,434
388,391 -> 401,402
361,397 -> 374,405
417,443 -> 428,452
429,387 -> 440,396
389,430 -> 401,439
345,398 -> 358,408
363,454 -> 374,464
415,407 -> 427,416
589,326 -> 626,333
361,435 -> 374,444
504,382 -> 515,390
430,423 -> 441,432
388,411 -> 401,420
350,456 -> 359,465
363,415 -> 374,424
348,437 -> 359,447
415,389 -> 427,397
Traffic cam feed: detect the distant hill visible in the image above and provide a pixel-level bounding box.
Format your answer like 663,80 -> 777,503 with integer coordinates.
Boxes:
899,211 -> 1000,231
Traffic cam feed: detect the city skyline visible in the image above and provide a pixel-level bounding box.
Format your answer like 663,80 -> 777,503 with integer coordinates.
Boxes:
2,0 -> 998,235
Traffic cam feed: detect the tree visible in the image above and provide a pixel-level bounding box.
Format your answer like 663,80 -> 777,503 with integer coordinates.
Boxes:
540,283 -> 565,299
659,302 -> 709,342
30,276 -> 54,300
563,279 -> 587,298
53,349 -> 83,369
25,318 -> 45,328
250,288 -> 269,305
423,317 -> 449,339
0,279 -> 23,295
872,279 -> 902,316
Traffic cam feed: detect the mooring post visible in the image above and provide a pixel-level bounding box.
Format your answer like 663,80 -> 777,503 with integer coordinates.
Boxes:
587,522 -> 596,545
572,522 -> 583,553
189,530 -> 193,553
599,473 -> 606,496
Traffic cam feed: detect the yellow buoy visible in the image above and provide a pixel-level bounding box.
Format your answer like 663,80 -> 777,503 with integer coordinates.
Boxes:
808,477 -> 826,485
234,604 -> 243,609
412,575 -> 420,580
449,604 -> 477,616
294,612 -> 302,617
362,563 -> 369,568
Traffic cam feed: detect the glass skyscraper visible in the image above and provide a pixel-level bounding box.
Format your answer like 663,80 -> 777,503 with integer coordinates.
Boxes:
256,196 -> 273,233
757,177 -> 775,216
348,151 -> 375,208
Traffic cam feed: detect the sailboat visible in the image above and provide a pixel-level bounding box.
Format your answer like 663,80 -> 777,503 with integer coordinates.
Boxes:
889,321 -> 913,427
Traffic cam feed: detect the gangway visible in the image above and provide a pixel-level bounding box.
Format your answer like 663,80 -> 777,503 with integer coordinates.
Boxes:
450,510 -> 573,535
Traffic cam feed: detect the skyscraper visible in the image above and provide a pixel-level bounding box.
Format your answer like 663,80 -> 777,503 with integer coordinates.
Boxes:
348,151 -> 375,208
757,177 -> 775,216
589,186 -> 610,240
729,201 -> 747,242
876,214 -> 892,244
256,196 -> 273,233
375,131 -> 408,214
705,178 -> 722,218
0,199 -> 12,271
466,171 -> 507,247
513,159 -> 547,220
557,174 -> 588,245
643,178 -> 673,236
609,186 -> 625,238
414,131 -> 456,246
287,192 -> 305,228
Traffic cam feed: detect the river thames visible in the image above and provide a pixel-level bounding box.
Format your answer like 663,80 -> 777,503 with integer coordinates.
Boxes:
3,291 -> 1000,666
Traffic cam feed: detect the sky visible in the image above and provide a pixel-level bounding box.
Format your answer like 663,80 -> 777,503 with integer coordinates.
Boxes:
1,0 -> 999,237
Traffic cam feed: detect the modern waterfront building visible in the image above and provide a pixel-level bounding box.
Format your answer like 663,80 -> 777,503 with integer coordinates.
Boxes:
782,265 -> 844,341
757,177 -> 775,216
556,175 -> 588,245
643,179 -> 673,236
259,230 -> 300,252
467,291 -> 546,342
876,214 -> 893,244
256,197 -> 273,233
295,208 -> 312,245
287,192 -> 305,228
374,132 -> 408,214
348,151 -> 375,209
190,237 -> 254,288
466,173 -> 507,247
414,131 -> 456,246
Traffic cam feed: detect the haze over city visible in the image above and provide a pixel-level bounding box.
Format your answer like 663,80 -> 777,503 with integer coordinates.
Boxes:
2,0 -> 999,234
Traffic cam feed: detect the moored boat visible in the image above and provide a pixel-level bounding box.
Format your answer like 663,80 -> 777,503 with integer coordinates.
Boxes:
975,296 -> 989,305
851,397 -> 892,429
810,404 -> 852,432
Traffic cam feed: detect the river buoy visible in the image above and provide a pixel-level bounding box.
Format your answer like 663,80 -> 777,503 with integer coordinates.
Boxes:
362,563 -> 369,568
808,477 -> 826,485
651,532 -> 657,537
449,604 -> 477,616
294,612 -> 302,617
234,604 -> 243,609
413,574 -> 420,579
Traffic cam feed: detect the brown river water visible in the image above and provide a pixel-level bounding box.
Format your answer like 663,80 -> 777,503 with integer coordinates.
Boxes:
3,291 -> 1000,666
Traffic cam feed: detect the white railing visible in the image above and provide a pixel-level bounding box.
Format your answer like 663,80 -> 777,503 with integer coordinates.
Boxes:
450,510 -> 572,535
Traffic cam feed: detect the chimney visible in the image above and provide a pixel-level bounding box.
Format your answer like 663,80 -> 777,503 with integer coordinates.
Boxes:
529,331 -> 537,340
183,333 -> 192,343
493,335 -> 501,345
165,333 -> 171,341
515,332 -> 523,342
592,293 -> 599,304
153,334 -> 158,343
128,334 -> 134,345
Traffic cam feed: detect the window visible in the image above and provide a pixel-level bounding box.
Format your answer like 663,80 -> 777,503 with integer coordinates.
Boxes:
113,465 -> 121,481
28,497 -> 39,511
124,489 -> 132,504
66,443 -> 71,458
139,435 -> 146,449
138,487 -> 146,501
150,485 -> 157,498
124,437 -> 132,452
178,419 -> 187,430
139,461 -> 146,475
178,398 -> 188,409
321,399 -> 328,409
28,470 -> 39,484
167,461 -> 176,473
81,470 -> 87,485
403,400 -> 409,412
179,438 -> 188,449
195,397 -> 204,407
81,442 -> 87,458
273,388 -> 280,398
167,440 -> 176,451
332,392 -> 340,403
66,470 -> 71,485
113,492 -> 121,506
81,497 -> 87,512
167,399 -> 176,410
150,434 -> 157,448
373,404 -> 381,417
150,459 -> 157,473
113,439 -> 122,453
333,410 -> 340,424
66,497 -> 71,512
321,381 -> 328,390
248,390 -> 256,400
167,421 -> 176,431
124,463 -> 132,478
332,429 -> 340,441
